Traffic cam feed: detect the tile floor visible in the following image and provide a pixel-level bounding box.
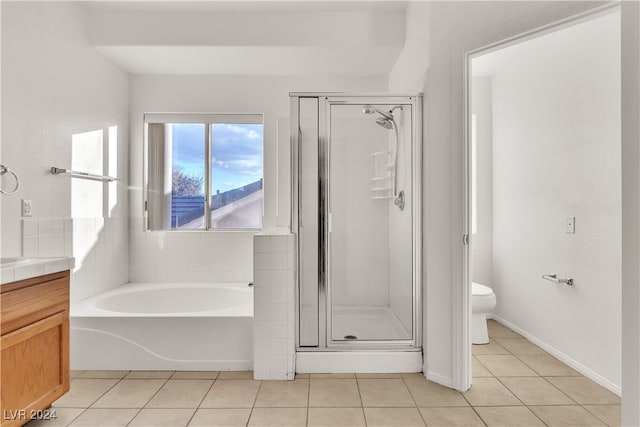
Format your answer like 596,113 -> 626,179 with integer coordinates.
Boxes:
26,321 -> 620,426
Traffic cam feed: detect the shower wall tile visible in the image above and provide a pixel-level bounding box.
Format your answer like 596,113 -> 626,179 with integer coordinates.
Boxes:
329,122 -> 390,308
253,233 -> 296,381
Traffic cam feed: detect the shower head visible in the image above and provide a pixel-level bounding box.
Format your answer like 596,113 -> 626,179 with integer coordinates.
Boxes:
376,117 -> 394,130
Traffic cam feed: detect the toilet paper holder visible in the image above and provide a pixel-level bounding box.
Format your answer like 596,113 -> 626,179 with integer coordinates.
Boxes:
542,274 -> 573,286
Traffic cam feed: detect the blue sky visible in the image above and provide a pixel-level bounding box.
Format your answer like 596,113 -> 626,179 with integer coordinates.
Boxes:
171,123 -> 263,194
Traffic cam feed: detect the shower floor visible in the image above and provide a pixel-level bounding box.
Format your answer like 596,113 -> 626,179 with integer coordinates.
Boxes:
332,306 -> 411,341
301,306 -> 411,343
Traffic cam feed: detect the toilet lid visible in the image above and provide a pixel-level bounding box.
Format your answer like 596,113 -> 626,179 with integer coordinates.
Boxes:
472,282 -> 493,296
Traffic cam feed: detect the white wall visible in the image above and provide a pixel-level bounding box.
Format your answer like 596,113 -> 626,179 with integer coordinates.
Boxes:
484,12 -> 621,390
389,2 -> 431,93
388,107 -> 414,334
129,75 -> 387,282
388,0 -> 434,381
471,77 -> 493,286
1,2 -> 129,302
621,1 -> 640,424
391,0 -> 612,389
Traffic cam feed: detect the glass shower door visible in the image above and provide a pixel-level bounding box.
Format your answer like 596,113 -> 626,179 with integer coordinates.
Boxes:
327,101 -> 414,344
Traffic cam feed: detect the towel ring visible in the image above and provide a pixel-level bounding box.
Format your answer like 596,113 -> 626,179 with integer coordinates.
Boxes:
0,164 -> 20,194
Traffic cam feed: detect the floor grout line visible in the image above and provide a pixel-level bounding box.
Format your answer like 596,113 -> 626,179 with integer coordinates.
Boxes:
81,373 -> 128,409
124,408 -> 144,427
353,377 -> 366,426
306,376 -> 311,427
402,376 -> 429,427
459,378 -> 489,427
580,403 -> 618,426
487,342 -> 552,425
245,379 -> 263,427
123,376 -> 170,427
61,407 -> 86,427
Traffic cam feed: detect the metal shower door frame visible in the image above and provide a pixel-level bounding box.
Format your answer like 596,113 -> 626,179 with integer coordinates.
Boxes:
291,93 -> 423,352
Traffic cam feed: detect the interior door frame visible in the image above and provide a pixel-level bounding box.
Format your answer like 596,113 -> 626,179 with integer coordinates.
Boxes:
461,2 -> 622,389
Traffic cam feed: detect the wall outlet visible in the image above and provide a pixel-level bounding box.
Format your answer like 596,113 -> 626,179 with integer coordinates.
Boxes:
566,216 -> 575,234
21,199 -> 32,217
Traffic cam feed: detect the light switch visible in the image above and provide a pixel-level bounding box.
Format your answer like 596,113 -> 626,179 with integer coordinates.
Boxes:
566,216 -> 575,234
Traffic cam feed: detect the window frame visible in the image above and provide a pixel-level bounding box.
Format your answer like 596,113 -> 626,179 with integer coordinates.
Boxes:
143,113 -> 264,232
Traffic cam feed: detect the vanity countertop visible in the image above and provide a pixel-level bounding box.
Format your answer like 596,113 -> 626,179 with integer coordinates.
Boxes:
0,257 -> 75,285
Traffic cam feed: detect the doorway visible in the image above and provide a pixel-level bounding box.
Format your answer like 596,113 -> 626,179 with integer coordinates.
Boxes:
465,6 -> 622,394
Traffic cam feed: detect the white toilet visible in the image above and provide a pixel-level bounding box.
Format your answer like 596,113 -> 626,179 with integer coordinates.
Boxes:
471,282 -> 497,344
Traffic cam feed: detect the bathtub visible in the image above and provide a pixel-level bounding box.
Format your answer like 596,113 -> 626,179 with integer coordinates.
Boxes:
71,282 -> 253,371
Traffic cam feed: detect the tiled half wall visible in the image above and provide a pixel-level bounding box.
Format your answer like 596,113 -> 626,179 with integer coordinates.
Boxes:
253,233 -> 296,380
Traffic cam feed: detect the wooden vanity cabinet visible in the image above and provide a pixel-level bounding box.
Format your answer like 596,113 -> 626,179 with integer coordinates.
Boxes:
0,270 -> 70,427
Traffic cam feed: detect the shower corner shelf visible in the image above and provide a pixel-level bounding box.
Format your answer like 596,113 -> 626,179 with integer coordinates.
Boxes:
371,184 -> 393,200
371,151 -> 394,200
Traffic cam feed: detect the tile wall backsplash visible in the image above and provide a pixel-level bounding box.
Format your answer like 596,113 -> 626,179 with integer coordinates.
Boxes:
253,233 -> 296,380
22,217 -> 254,301
129,230 -> 255,283
22,217 -> 73,258
22,217 -> 129,302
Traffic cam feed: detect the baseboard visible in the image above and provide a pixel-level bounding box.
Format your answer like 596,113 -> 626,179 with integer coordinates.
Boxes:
426,371 -> 454,389
492,315 -> 621,396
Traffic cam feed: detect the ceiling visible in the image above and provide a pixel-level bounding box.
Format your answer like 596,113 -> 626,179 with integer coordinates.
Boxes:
472,9 -> 620,78
85,1 -> 407,76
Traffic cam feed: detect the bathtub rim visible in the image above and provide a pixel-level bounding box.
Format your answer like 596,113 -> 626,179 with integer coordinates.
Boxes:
71,281 -> 253,318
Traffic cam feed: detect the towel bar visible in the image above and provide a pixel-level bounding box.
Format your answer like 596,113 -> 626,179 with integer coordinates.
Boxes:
51,167 -> 118,182
542,274 -> 573,286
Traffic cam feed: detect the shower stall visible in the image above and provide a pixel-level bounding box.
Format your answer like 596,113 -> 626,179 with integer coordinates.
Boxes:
291,93 -> 422,372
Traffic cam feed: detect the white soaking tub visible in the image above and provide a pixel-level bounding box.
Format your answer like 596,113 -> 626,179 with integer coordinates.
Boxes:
71,282 -> 253,371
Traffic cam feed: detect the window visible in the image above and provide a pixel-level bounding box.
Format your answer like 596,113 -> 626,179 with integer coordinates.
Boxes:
145,113 -> 263,231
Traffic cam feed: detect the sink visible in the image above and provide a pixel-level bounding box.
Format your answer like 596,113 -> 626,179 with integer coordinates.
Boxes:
0,257 -> 30,267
